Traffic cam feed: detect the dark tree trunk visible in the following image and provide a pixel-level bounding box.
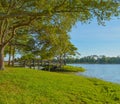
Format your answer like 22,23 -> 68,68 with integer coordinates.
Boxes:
63,54 -> 66,65
8,45 -> 12,66
29,60 -> 32,69
33,59 -> 35,69
12,46 -> 15,66
41,60 -> 43,66
48,61 -> 50,71
0,46 -> 5,70
59,55 -> 63,68
38,60 -> 40,69
24,60 -> 26,67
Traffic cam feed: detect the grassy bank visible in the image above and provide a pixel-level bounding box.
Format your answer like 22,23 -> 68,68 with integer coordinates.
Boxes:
0,67 -> 120,104
43,65 -> 85,72
61,65 -> 85,72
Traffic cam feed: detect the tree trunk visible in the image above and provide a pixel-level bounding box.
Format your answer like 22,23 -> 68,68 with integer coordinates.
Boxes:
37,60 -> 40,69
41,60 -> 43,66
23,60 -> 26,67
63,54 -> 66,65
48,60 -> 50,71
12,46 -> 15,66
0,46 -> 5,70
33,59 -> 35,69
8,45 -> 12,66
29,60 -> 32,69
59,55 -> 62,68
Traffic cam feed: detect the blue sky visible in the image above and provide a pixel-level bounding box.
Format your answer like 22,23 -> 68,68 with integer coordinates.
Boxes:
69,18 -> 120,57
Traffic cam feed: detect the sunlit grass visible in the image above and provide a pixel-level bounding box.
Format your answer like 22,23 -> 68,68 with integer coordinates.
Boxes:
62,65 -> 85,72
0,67 -> 120,104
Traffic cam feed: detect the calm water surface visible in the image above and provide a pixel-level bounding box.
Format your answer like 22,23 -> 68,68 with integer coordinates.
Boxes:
70,64 -> 120,83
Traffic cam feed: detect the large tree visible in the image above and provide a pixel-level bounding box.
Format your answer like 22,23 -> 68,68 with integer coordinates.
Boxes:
0,0 -> 119,69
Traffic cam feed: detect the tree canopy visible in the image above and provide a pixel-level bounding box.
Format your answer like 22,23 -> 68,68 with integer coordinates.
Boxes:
0,0 -> 120,69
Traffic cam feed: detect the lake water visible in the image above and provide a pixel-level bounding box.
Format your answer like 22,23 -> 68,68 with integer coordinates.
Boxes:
70,64 -> 120,83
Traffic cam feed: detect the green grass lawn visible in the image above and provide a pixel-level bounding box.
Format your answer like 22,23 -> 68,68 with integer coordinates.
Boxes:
0,67 -> 120,104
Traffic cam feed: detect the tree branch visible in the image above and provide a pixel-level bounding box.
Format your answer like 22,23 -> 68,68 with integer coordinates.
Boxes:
0,10 -> 49,20
1,19 -> 10,44
12,16 -> 36,30
3,28 -> 15,46
3,16 -> 37,46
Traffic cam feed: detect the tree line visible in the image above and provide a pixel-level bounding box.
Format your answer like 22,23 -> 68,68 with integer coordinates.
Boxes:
66,55 -> 120,64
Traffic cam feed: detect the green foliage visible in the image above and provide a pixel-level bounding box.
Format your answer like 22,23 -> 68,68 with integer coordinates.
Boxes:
0,67 -> 120,103
0,0 -> 119,45
37,31 -> 77,60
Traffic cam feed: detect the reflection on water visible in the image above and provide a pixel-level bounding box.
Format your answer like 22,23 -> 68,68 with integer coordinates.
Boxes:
70,64 -> 120,83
